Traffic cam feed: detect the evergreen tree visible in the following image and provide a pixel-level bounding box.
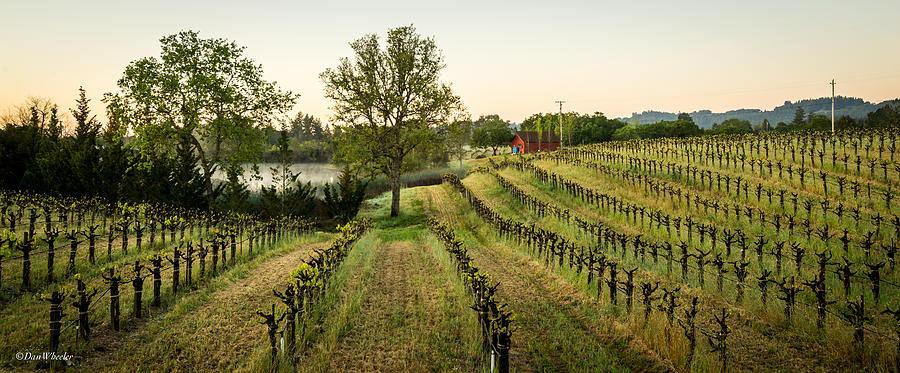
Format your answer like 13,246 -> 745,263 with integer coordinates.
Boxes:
792,107 -> 806,125
260,126 -> 316,217
69,87 -> 101,194
219,164 -> 251,213
170,139 -> 212,209
323,167 -> 367,224
71,87 -> 99,142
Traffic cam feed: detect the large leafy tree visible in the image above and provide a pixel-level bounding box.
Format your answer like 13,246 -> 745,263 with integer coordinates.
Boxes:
445,119 -> 472,166
472,116 -> 513,155
104,30 -> 297,208
321,25 -> 462,217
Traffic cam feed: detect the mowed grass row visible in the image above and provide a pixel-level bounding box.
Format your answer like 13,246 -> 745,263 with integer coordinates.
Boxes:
249,190 -> 483,372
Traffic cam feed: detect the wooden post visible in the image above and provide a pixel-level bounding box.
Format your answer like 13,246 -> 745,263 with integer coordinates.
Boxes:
73,279 -> 95,340
131,261 -> 144,319
230,233 -> 236,265
211,241 -> 218,275
102,268 -> 121,331
19,235 -> 33,291
149,255 -> 163,307
169,247 -> 180,295
48,290 -> 63,352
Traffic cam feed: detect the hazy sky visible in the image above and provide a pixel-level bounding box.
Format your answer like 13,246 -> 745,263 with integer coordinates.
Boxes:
2,0 -> 899,126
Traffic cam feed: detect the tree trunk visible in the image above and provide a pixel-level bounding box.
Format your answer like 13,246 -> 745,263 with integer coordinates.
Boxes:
188,134 -> 216,208
390,163 -> 402,217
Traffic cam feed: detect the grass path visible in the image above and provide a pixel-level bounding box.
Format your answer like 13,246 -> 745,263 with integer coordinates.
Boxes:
295,190 -> 483,372
323,238 -> 480,372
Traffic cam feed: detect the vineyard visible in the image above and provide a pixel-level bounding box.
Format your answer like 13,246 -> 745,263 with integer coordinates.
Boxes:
2,128 -> 900,372
427,128 -> 900,371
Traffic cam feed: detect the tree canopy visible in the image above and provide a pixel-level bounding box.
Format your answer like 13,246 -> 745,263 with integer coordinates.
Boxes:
104,30 -> 297,207
321,25 -> 463,217
472,115 -> 513,155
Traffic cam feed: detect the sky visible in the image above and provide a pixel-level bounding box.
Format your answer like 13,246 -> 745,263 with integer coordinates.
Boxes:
1,0 -> 899,126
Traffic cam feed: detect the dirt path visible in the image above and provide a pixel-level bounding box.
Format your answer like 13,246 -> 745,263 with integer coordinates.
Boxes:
77,239 -> 328,372
422,185 -> 672,372
323,237 -> 479,372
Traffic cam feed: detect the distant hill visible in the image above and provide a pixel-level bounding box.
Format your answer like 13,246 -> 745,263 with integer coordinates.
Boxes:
619,97 -> 900,129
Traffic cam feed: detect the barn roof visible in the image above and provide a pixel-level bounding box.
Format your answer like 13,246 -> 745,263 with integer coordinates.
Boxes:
514,131 -> 560,143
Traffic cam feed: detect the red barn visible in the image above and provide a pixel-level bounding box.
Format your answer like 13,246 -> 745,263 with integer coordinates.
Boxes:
510,131 -> 561,154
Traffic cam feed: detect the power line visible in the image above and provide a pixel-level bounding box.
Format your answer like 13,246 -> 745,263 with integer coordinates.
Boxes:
830,78 -> 836,134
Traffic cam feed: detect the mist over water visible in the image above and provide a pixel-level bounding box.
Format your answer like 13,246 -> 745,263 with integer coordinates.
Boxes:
211,163 -> 340,191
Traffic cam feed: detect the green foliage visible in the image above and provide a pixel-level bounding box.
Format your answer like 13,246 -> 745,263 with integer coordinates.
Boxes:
259,127 -> 316,218
171,139 -> 214,209
792,107 -> 806,125
444,119 -> 472,166
218,164 -> 251,213
321,25 -> 463,217
323,168 -> 368,224
613,120 -> 701,140
521,112 -> 625,145
260,112 -> 335,163
472,115 -> 513,155
867,102 -> 900,128
104,30 -> 297,207
707,118 -> 753,135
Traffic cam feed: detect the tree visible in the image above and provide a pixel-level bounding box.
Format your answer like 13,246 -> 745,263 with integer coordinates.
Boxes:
170,139 -> 211,209
0,97 -> 63,130
472,116 -> 513,156
792,107 -> 806,125
104,30 -> 297,208
755,118 -> 771,132
677,112 -> 694,123
219,164 -> 251,213
321,25 -> 462,217
260,126 -> 316,217
867,103 -> 899,128
835,115 -> 857,130
71,87 -> 99,142
323,167 -> 368,224
445,119 -> 472,166
708,118 -> 752,135
68,87 -> 102,194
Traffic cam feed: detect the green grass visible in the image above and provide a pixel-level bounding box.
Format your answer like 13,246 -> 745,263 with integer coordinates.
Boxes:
247,188 -> 484,372
68,232 -> 333,372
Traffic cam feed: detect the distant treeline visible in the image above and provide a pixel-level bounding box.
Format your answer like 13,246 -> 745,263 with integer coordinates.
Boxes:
621,96 -> 899,129
260,113 -> 336,163
514,102 -> 900,144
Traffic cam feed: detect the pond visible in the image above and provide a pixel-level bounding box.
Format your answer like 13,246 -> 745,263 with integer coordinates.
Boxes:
211,163 -> 341,191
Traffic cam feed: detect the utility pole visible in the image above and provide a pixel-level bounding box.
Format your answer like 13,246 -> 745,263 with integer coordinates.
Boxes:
830,79 -> 836,134
555,100 -> 566,147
